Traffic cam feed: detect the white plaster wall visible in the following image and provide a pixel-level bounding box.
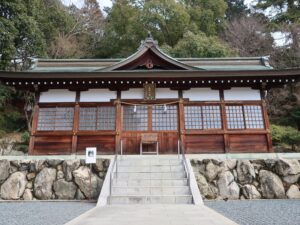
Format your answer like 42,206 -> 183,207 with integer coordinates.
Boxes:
121,88 -> 144,99
156,88 -> 178,99
224,87 -> 261,101
80,89 -> 117,102
183,88 -> 220,101
39,89 -> 76,102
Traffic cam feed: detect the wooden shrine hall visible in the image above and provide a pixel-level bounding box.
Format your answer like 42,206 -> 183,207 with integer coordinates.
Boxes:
0,36 -> 300,155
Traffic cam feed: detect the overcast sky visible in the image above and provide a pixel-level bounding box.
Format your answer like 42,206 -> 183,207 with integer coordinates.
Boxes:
62,0 -> 112,10
62,1 -> 259,11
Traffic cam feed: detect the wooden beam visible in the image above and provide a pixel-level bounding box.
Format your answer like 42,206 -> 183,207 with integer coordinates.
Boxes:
71,91 -> 80,154
29,91 -> 40,155
220,89 -> 229,153
260,89 -> 273,152
178,98 -> 185,150
115,98 -> 122,154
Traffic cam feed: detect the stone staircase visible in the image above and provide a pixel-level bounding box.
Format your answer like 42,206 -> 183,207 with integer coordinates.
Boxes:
108,156 -> 193,204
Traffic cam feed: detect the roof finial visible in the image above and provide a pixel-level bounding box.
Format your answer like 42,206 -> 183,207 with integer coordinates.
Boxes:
147,31 -> 153,39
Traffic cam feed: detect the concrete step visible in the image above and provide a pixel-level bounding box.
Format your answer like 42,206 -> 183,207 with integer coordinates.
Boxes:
117,159 -> 182,166
111,186 -> 191,195
108,195 -> 193,204
112,178 -> 188,186
117,165 -> 185,173
113,171 -> 186,179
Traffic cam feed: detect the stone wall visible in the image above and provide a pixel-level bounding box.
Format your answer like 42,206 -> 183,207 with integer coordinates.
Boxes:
191,158 -> 300,200
0,158 -> 109,200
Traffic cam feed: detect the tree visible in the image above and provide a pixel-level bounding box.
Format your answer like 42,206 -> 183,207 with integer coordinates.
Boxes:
96,0 -> 146,57
270,24 -> 300,69
225,0 -> 248,20
290,106 -> 300,131
256,0 -> 300,24
181,0 -> 228,36
255,0 -> 300,68
221,16 -> 274,57
162,31 -> 234,58
35,0 -> 83,58
79,0 -> 104,56
0,0 -> 46,70
142,0 -> 190,47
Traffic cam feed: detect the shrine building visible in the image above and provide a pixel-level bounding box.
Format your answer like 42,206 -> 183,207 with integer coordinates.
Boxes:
0,36 -> 299,155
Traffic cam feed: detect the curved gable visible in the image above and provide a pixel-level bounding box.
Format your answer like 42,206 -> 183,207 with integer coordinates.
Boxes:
99,35 -> 199,71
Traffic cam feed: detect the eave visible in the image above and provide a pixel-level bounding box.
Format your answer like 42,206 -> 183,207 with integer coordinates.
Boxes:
0,68 -> 299,78
0,68 -> 299,91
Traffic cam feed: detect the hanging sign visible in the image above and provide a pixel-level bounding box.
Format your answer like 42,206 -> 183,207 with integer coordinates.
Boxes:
85,147 -> 97,164
144,83 -> 156,100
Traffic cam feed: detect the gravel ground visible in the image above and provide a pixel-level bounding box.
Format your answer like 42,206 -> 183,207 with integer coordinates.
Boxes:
0,202 -> 95,225
205,199 -> 300,225
1,200 -> 300,225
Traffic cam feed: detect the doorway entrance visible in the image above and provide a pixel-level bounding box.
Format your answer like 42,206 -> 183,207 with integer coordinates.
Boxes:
120,104 -> 179,154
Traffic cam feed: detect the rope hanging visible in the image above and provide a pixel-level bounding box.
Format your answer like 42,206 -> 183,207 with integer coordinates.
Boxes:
118,101 -> 180,107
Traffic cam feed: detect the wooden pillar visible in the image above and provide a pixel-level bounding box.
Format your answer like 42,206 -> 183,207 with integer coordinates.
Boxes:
260,88 -> 273,152
115,90 -> 122,154
220,89 -> 230,153
71,91 -> 80,154
178,90 -> 185,152
29,91 -> 40,155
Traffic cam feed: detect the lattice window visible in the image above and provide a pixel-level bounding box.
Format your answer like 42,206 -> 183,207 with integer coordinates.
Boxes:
226,106 -> 245,129
184,106 -> 202,129
184,105 -> 221,130
152,105 -> 177,131
37,107 -> 74,131
202,106 -> 222,129
97,107 -> 116,130
79,106 -> 115,130
244,105 -> 264,129
123,105 -> 148,131
79,107 -> 97,130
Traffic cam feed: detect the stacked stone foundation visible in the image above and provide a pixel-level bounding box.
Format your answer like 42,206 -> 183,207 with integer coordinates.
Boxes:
191,158 -> 300,200
0,158 -> 109,200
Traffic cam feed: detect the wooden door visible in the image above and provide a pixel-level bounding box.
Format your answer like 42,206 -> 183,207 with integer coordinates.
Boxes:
121,104 -> 179,154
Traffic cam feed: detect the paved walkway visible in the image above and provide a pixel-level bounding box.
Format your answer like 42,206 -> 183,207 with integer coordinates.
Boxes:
206,199 -> 300,225
0,202 -> 95,225
65,205 -> 237,225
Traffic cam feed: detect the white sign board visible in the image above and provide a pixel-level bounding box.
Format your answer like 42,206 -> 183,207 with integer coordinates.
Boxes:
85,147 -> 97,164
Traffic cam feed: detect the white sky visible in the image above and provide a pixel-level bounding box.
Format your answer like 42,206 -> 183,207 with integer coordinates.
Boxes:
62,0 -> 112,10
64,0 -> 256,11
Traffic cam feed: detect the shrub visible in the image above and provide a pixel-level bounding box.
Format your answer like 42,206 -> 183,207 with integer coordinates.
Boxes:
270,124 -> 300,151
14,131 -> 30,153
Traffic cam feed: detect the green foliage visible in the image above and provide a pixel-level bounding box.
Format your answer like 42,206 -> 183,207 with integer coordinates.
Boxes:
142,0 -> 191,47
225,0 -> 248,20
256,0 -> 300,24
255,1 -> 300,69
270,124 -> 300,150
290,106 -> 300,130
14,131 -> 30,153
96,0 -> 146,57
97,0 -> 233,57
0,85 -> 27,133
181,0 -> 228,36
0,107 -> 26,132
163,31 -> 234,58
0,0 -> 46,70
275,106 -> 300,131
0,85 -> 14,107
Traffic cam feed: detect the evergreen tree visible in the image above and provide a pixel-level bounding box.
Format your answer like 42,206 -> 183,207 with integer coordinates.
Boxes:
181,0 -> 228,36
163,31 -> 234,58
0,0 -> 46,70
225,0 -> 248,20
